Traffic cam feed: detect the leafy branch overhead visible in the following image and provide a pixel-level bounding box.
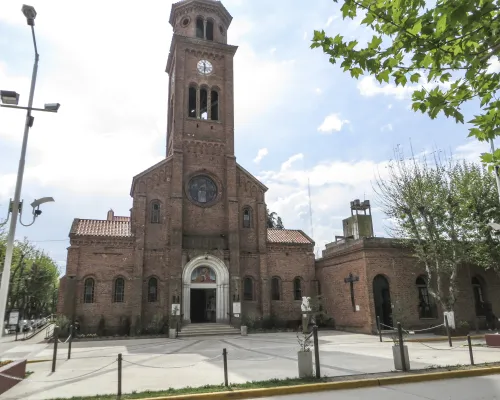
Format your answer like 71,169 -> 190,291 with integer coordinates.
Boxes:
311,0 -> 500,167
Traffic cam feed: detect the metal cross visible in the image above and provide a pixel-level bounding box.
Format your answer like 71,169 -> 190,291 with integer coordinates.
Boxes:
344,273 -> 360,311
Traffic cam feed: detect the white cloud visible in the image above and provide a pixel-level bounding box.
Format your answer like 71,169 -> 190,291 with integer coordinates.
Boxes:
253,148 -> 269,164
487,56 -> 500,73
317,113 -> 350,134
388,104 -> 393,109
269,47 -> 277,55
315,88 -> 322,95
303,31 -> 308,40
0,1 -> 297,197
326,15 -> 338,27
381,123 -> 393,132
260,154 -> 390,254
280,153 -> 304,171
358,76 -> 451,100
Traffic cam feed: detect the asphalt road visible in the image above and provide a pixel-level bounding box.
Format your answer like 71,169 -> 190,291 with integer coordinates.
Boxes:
252,375 -> 500,399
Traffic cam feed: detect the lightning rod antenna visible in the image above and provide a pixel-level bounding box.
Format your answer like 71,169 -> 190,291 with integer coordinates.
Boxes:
308,178 -> 314,239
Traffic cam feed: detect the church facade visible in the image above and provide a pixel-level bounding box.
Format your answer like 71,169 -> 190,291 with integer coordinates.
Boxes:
57,0 -> 500,336
57,0 -> 316,334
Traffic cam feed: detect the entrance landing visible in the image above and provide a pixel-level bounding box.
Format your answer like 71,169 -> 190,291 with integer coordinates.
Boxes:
177,323 -> 240,338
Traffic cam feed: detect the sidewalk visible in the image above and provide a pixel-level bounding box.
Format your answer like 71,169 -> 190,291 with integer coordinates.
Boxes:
0,331 -> 498,399
249,374 -> 500,399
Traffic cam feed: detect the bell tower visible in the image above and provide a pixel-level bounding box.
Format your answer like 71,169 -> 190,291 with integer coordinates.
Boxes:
166,0 -> 237,157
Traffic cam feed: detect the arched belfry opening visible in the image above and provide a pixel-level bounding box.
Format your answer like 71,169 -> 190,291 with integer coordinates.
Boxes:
182,255 -> 229,323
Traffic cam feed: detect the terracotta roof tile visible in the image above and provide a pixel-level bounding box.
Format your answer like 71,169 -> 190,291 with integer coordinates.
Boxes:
267,229 -> 313,245
70,219 -> 312,244
71,219 -> 132,238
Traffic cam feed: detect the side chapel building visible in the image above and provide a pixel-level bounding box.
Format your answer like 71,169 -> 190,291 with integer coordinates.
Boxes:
58,0 -> 500,335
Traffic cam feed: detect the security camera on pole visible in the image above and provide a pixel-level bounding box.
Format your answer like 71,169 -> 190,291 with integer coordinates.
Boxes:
0,5 -> 60,337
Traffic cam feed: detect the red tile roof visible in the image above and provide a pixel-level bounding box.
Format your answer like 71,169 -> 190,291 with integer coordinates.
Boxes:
267,229 -> 314,245
71,219 -> 132,238
70,219 -> 313,245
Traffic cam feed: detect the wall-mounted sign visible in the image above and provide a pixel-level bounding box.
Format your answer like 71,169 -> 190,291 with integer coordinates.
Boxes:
233,302 -> 241,315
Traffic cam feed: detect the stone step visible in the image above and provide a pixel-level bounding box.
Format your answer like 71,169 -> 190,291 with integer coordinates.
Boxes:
178,323 -> 240,338
178,330 -> 240,338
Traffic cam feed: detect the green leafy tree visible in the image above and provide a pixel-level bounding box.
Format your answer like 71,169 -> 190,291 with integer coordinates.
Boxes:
0,232 -> 59,320
311,0 -> 500,168
374,148 -> 496,311
267,208 -> 285,229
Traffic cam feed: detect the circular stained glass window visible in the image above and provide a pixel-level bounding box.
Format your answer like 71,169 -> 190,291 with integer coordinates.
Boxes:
188,175 -> 217,204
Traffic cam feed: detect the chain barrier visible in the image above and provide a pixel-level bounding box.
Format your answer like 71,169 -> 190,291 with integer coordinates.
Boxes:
0,360 -> 117,383
122,354 -> 222,369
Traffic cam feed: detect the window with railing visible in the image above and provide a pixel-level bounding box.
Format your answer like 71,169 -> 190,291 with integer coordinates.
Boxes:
416,276 -> 437,319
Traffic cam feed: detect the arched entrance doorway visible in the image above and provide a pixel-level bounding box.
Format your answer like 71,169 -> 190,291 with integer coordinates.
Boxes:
373,275 -> 393,329
182,255 -> 229,323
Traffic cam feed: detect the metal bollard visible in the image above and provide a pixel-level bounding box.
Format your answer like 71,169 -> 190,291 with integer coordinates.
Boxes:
377,316 -> 382,343
445,315 -> 452,348
397,322 -> 407,372
67,325 -> 73,360
117,353 -> 122,398
467,335 -> 474,365
51,326 -> 59,373
313,325 -> 320,378
222,348 -> 228,387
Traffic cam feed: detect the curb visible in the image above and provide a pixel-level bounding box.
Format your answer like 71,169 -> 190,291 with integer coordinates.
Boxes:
405,334 -> 484,343
26,359 -> 51,364
138,366 -> 500,400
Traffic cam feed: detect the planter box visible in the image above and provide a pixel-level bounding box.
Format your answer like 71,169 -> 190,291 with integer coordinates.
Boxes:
168,328 -> 177,339
0,360 -> 26,395
240,326 -> 248,336
485,334 -> 500,347
392,345 -> 410,371
297,351 -> 313,378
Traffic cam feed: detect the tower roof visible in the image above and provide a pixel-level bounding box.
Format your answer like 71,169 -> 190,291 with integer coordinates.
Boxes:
169,0 -> 233,28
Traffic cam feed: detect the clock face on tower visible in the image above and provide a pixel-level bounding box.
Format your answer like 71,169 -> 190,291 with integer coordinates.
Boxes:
197,59 -> 213,75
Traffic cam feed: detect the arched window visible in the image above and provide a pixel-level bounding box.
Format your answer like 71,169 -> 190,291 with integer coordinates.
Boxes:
200,88 -> 208,119
271,277 -> 281,301
243,207 -> 251,228
196,17 -> 204,39
83,278 -> 95,304
188,86 -> 197,118
472,276 -> 487,317
206,19 -> 214,41
150,200 -> 161,223
114,278 -> 125,303
416,276 -> 436,318
148,277 -> 158,303
243,277 -> 254,301
210,90 -> 219,121
293,277 -> 302,300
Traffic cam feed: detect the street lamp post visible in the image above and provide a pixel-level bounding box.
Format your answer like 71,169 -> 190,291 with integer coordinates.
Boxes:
0,5 -> 59,337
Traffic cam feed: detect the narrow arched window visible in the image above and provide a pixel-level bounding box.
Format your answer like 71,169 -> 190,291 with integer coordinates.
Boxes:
271,277 -> 281,301
293,277 -> 302,300
472,276 -> 487,317
83,278 -> 95,304
188,86 -> 197,118
416,276 -> 435,318
243,277 -> 254,301
243,207 -> 251,228
114,278 -> 125,303
196,17 -> 204,39
210,90 -> 219,121
148,277 -> 158,303
151,201 -> 160,223
206,19 -> 214,40
200,88 -> 208,119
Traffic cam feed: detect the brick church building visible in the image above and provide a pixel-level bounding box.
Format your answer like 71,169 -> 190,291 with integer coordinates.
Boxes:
58,0 -> 500,336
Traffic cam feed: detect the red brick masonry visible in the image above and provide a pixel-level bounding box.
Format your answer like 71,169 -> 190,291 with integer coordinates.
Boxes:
485,334 -> 500,347
0,360 -> 26,395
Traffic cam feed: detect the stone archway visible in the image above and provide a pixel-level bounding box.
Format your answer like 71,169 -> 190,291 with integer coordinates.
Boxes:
182,255 -> 229,323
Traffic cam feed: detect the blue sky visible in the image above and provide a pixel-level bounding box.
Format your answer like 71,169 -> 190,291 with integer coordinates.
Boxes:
0,0 -> 498,271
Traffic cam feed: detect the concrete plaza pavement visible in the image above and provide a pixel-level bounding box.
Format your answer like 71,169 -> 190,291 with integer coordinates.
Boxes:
251,374 -> 500,399
0,331 -> 499,399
